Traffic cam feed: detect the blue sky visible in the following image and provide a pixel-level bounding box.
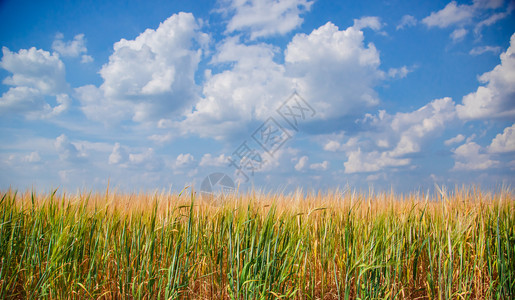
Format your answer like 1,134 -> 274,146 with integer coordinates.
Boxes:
1,0 -> 514,193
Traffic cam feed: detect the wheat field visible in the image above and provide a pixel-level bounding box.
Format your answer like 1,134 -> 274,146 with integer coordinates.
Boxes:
0,186 -> 513,299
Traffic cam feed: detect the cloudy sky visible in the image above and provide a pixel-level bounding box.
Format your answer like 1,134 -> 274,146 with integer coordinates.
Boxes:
1,0 -> 514,193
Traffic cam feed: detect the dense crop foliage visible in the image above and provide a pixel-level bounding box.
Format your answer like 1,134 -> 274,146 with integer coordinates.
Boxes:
0,187 -> 513,299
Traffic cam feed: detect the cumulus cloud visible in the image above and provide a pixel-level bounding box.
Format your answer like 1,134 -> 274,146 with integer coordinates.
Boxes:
323,133 -> 359,152
422,1 -> 474,28
396,15 -> 417,30
55,134 -> 84,162
174,153 -> 197,176
0,47 -> 72,118
285,21 -> 384,120
389,97 -> 456,156
130,148 -> 156,165
147,131 -> 175,144
183,20 -> 386,139
452,141 -> 499,170
128,148 -> 163,171
488,123 -> 515,153
109,143 -> 128,164
457,34 -> 515,120
40,93 -> 72,119
1,47 -> 67,94
353,16 -> 383,31
175,153 -> 195,167
309,160 -> 329,171
74,85 -> 130,124
81,55 -> 93,63
222,0 -> 313,39
344,149 -> 410,173
343,97 -> 456,173
199,153 -> 228,167
0,87 -> 42,114
451,124 -> 515,172
388,66 -> 412,79
76,12 -> 208,123
324,140 -> 343,152
181,37 -> 292,139
52,33 -> 93,63
107,143 -> 163,171
294,155 -> 308,171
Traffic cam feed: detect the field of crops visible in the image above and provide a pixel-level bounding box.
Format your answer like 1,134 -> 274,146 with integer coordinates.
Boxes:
0,187 -> 513,299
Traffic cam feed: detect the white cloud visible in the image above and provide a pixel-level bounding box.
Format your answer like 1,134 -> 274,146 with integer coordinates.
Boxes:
147,133 -> 174,144
324,140 -> 342,152
1,47 -> 67,94
72,140 -> 114,154
450,28 -> 468,41
344,149 -> 410,173
74,85 -> 130,124
109,143 -> 128,164
343,97 -> 456,173
222,0 -> 313,40
81,55 -> 93,63
469,45 -> 502,55
107,143 -> 163,171
488,123 -> 515,153
366,173 -> 385,181
0,47 -> 71,118
175,153 -> 195,167
309,160 -> 329,171
323,133 -> 360,152
475,11 -> 509,34
77,12 -> 208,123
389,97 -> 456,157
388,66 -> 412,79
5,151 -> 43,164
294,155 -> 308,171
157,119 -> 174,129
55,134 -> 84,162
444,134 -> 465,146
52,33 -> 92,62
24,151 -> 41,163
130,148 -> 154,164
452,141 -> 499,170
183,21 -> 387,139
42,93 -> 71,118
396,15 -> 417,30
173,153 -> 198,177
457,33 -> 515,120
199,153 -> 228,167
129,148 -> 163,171
0,90 -> 71,120
353,16 -> 382,31
181,37 -> 292,139
0,86 -> 42,114
473,0 -> 504,9
253,146 -> 299,174
422,1 -> 474,28
473,0 -> 513,36
285,21 -> 384,120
